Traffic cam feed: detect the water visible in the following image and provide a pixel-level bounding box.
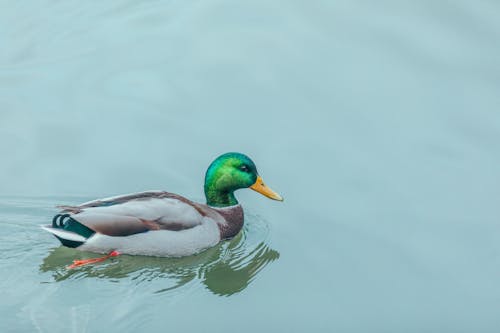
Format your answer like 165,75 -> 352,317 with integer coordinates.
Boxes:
1,1 -> 500,332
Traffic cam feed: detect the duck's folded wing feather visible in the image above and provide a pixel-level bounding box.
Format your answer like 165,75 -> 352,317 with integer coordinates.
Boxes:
67,195 -> 209,237
58,191 -> 172,212
70,213 -> 149,236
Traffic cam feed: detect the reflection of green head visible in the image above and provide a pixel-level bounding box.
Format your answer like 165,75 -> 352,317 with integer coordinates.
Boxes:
204,152 -> 258,207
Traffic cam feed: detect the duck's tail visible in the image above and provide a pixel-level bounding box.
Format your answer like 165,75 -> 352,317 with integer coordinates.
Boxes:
41,214 -> 96,248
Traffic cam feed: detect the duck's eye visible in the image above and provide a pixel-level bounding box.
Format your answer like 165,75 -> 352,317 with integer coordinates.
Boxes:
239,165 -> 249,172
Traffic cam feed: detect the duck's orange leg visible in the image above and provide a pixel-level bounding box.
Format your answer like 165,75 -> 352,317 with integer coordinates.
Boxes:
67,251 -> 120,269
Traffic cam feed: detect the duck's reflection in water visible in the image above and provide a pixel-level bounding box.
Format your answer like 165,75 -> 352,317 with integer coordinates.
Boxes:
40,220 -> 279,296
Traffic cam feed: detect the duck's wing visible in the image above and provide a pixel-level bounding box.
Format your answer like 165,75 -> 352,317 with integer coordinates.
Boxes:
54,191 -> 223,237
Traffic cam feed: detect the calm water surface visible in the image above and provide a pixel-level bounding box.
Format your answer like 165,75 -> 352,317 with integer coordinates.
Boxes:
1,1 -> 500,332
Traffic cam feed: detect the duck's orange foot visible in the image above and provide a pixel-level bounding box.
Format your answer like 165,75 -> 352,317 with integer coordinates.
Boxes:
67,251 -> 120,269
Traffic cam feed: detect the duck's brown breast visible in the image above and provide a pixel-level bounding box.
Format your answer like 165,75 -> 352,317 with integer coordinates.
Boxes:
212,205 -> 244,239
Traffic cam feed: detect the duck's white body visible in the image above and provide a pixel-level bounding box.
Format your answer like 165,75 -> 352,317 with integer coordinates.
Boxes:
42,191 -> 244,257
78,219 -> 221,257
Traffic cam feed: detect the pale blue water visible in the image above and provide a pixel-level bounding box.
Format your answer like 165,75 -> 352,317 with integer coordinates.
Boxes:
1,1 -> 500,332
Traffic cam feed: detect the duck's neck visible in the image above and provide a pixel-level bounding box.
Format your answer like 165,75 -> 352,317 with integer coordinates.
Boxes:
204,186 -> 238,207
203,162 -> 241,207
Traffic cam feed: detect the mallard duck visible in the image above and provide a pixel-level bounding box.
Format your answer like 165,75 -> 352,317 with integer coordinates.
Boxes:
42,152 -> 283,260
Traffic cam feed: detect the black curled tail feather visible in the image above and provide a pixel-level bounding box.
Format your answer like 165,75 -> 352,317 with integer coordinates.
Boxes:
52,213 -> 71,228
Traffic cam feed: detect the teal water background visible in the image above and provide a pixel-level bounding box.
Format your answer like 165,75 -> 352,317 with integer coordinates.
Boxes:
1,1 -> 500,332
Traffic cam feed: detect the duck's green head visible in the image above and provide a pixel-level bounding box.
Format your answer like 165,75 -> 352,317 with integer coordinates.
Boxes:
204,152 -> 283,207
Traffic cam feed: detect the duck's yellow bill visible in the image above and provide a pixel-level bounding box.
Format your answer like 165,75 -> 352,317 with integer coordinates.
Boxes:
250,176 -> 283,201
